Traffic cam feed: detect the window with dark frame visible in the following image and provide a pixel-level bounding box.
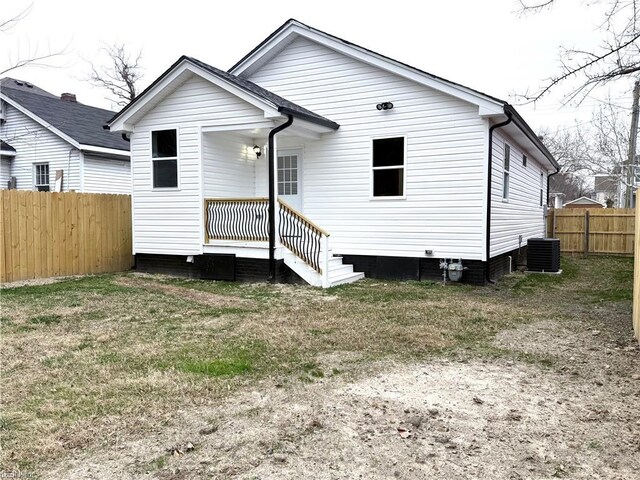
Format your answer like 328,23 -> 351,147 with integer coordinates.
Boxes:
540,172 -> 544,206
372,137 -> 405,197
523,154 -> 527,167
152,129 -> 178,188
502,143 -> 510,200
34,163 -> 49,192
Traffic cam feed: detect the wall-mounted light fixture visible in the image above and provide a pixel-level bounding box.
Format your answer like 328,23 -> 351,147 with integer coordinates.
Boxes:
253,145 -> 262,159
376,102 -> 394,111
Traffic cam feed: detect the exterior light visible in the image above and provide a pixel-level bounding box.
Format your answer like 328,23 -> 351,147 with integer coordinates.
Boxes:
253,145 -> 262,158
376,102 -> 394,111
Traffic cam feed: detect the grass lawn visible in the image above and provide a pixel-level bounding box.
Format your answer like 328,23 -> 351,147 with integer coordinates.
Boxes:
0,256 -> 634,475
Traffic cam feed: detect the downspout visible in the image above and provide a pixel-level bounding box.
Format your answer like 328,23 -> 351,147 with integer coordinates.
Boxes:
267,114 -> 294,282
485,111 -> 513,283
546,170 -> 560,206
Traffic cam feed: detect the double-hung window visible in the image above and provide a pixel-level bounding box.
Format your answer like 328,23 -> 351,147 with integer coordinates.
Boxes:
540,172 -> 544,207
502,143 -> 510,200
152,129 -> 178,188
34,163 -> 50,191
372,137 -> 405,197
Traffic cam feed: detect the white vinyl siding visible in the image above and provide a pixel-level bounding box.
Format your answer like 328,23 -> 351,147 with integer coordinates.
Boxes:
83,155 -> 131,194
131,74 -> 267,255
0,104 -> 81,191
246,36 -> 487,259
490,130 -> 547,257
0,158 -> 11,188
202,133 -> 255,198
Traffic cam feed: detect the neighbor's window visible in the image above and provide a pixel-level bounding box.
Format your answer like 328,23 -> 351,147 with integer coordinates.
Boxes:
34,163 -> 50,192
523,154 -> 527,168
502,143 -> 510,200
372,137 -> 405,197
540,172 -> 544,206
152,129 -> 178,188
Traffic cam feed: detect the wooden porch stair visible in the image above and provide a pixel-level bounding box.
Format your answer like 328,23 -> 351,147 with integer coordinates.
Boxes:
283,249 -> 364,288
204,197 -> 364,288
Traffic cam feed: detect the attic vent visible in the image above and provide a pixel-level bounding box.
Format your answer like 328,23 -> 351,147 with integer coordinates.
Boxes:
25,83 -> 33,88
14,80 -> 24,86
60,93 -> 77,102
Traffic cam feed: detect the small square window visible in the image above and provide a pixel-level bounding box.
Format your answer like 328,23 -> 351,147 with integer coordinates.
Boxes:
151,129 -> 178,188
372,137 -> 405,197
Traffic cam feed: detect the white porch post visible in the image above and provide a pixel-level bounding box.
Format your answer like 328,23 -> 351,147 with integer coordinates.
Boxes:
321,235 -> 330,288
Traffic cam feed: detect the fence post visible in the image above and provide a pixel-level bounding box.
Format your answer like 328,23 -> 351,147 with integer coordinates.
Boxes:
584,210 -> 590,257
634,193 -> 640,342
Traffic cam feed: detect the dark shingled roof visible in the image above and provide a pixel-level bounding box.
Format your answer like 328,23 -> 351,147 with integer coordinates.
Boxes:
1,78 -> 130,152
108,56 -> 339,130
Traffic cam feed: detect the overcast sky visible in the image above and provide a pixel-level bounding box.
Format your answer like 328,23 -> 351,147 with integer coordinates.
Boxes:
2,0 -> 634,132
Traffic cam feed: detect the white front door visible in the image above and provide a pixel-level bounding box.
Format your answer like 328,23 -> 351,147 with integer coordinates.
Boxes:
277,149 -> 302,212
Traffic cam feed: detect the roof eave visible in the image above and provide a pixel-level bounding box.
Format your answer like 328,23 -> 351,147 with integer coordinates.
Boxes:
278,106 -> 339,130
504,104 -> 559,171
108,56 -> 286,131
230,19 -> 506,114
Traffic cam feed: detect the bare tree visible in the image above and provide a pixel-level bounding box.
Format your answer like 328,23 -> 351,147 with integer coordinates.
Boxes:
86,44 -> 143,107
517,0 -> 640,104
1,3 -> 68,75
542,99 -> 634,201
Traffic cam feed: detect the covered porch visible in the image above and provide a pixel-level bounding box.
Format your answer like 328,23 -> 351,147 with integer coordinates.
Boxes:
200,120 -> 362,287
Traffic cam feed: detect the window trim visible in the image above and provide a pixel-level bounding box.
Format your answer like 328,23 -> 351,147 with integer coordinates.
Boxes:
33,162 -> 50,191
369,135 -> 407,200
150,128 -> 180,191
540,172 -> 544,207
502,143 -> 510,202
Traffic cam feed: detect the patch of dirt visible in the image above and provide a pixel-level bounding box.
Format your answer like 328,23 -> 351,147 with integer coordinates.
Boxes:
0,275 -> 81,289
115,276 -> 253,309
45,326 -> 640,480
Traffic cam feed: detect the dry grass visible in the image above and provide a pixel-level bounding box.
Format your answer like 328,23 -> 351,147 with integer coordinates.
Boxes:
0,256 -> 634,475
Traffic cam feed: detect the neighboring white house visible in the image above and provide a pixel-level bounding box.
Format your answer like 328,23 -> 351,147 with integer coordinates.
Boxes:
107,19 -> 558,287
594,174 -> 623,208
0,78 -> 130,193
563,196 -> 606,209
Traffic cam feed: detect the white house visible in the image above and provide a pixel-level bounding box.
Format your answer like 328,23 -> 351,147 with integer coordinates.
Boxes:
0,78 -> 130,193
107,19 -> 558,287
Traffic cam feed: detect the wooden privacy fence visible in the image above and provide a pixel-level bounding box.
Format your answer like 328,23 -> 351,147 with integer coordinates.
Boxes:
0,190 -> 133,283
547,208 -> 635,256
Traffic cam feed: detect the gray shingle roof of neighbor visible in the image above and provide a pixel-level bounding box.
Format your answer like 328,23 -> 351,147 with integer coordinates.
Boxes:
1,140 -> 16,153
1,78 -> 130,153
108,56 -> 340,130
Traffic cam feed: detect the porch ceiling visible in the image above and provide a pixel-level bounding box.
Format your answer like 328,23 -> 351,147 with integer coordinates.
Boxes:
201,116 -> 335,140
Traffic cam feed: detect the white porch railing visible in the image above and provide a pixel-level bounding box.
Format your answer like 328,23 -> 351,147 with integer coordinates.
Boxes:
204,198 -> 330,278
